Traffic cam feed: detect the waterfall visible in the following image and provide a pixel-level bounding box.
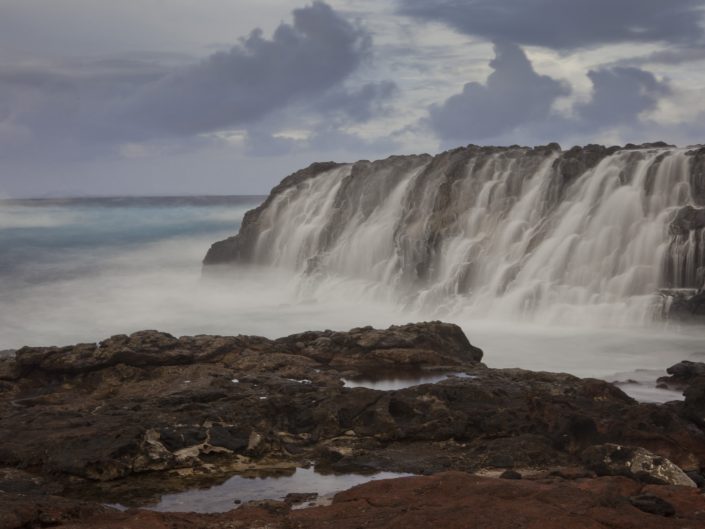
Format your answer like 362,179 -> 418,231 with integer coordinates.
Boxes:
205,144 -> 705,326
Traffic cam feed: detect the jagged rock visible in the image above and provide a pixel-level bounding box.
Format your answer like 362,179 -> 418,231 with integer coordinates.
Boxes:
684,377 -> 705,426
623,142 -> 675,150
662,289 -> 705,319
2,323 -> 705,507
665,205 -> 705,293
666,360 -> 705,380
241,499 -> 290,514
204,161 -> 344,265
657,360 -> 705,389
276,321 -> 483,367
686,470 -> 705,488
552,144 -> 618,187
668,205 -> 705,236
202,144 -> 669,271
688,147 -> 705,206
629,494 -> 676,517
2,323 -> 705,526
283,492 -> 318,505
581,444 -> 696,487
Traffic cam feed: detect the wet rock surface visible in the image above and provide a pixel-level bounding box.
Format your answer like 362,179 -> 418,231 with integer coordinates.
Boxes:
582,444 -> 696,487
203,143 -> 675,269
204,161 -> 343,265
629,493 -> 676,516
1,322 -> 705,528
658,360 -> 705,389
4,473 -> 705,529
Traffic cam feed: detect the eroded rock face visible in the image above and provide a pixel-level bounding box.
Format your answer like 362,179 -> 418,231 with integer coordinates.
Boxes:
204,161 -> 344,265
628,494 -> 677,517
688,146 -> 705,206
669,206 -> 705,237
277,321 -> 483,368
203,144 -> 624,268
658,360 -> 705,389
657,360 -> 705,427
202,143 -> 703,323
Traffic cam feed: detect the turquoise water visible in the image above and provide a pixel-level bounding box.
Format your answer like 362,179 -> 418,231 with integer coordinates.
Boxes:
0,196 -> 263,348
0,197 -> 262,285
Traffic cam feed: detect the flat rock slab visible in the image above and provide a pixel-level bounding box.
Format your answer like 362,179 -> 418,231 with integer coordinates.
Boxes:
6,473 -> 705,529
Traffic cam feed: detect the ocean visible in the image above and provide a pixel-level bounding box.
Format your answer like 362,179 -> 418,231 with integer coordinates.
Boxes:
1,195 -> 703,402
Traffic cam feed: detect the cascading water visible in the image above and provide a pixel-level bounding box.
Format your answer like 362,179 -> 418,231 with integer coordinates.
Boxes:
205,144 -> 705,327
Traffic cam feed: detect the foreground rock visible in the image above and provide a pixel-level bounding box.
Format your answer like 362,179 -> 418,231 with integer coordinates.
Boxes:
4,473 -> 705,529
658,360 -> 705,427
582,444 -> 696,487
1,322 -> 705,527
658,360 -> 705,389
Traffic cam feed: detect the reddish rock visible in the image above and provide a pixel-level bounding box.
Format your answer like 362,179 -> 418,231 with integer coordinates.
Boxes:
8,473 -> 705,529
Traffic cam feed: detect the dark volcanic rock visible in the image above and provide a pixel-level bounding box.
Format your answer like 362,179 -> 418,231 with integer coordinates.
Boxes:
666,360 -> 705,380
657,361 -> 705,427
581,444 -> 696,487
276,321 -> 483,368
668,205 -> 705,236
0,493 -> 112,529
1,322 -> 704,509
202,144 -> 673,268
662,289 -> 705,319
688,146 -> 705,206
665,205 -> 705,293
686,470 -> 705,488
684,376 -> 705,426
552,144 -> 618,187
623,141 -> 676,150
628,494 -> 676,517
2,322 -> 705,527
658,360 -> 705,390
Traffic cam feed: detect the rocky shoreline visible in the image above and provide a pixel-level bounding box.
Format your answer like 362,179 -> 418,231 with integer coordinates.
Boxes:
1,322 -> 705,528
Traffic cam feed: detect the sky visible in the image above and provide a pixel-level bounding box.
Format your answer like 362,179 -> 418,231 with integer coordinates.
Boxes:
1,0 -> 705,197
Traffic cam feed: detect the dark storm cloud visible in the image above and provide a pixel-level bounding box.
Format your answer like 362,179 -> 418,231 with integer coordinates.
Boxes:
429,42 -> 569,142
428,43 -> 671,144
0,59 -> 171,159
0,2 -> 391,158
619,47 -> 705,67
576,67 -> 670,129
398,0 -> 705,51
123,1 -> 371,136
316,81 -> 398,122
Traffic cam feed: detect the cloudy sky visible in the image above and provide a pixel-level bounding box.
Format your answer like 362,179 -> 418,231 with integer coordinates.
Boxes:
1,0 -> 705,197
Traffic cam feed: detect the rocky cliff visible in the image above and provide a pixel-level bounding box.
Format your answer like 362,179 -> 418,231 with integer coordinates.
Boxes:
204,143 -> 705,323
